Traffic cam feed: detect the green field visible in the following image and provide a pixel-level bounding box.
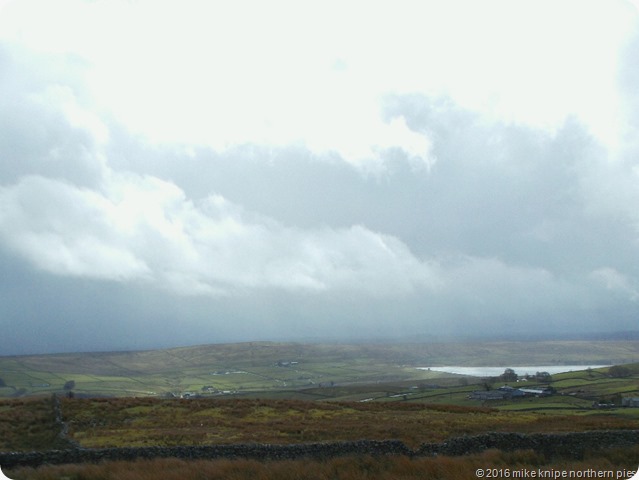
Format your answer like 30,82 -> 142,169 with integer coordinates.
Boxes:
0,340 -> 637,401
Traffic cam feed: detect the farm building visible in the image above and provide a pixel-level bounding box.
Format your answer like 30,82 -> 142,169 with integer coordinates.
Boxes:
470,386 -> 552,401
469,390 -> 510,401
622,397 -> 639,407
518,387 -> 553,397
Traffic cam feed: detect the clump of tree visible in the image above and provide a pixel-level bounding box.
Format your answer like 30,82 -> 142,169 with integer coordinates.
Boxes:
500,368 -> 518,382
63,380 -> 76,390
608,365 -> 631,378
481,378 -> 495,391
535,371 -> 552,383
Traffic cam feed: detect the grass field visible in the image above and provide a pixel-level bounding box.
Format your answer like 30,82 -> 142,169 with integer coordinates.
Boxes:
0,340 -> 637,399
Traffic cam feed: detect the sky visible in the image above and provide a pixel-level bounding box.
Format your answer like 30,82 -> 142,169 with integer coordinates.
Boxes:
1,0 -> 639,355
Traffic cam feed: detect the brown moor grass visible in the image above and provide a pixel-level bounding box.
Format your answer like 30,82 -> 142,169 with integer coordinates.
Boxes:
0,397 -> 67,451
5,446 -> 639,480
58,397 -> 639,450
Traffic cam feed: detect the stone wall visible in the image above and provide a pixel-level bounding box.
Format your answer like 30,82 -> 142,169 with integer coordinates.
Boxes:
1,430 -> 637,469
416,430 -> 639,458
50,395 -> 79,450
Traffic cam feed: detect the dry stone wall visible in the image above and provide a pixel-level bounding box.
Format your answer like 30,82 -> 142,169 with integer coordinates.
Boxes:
1,430 -> 637,469
417,430 -> 639,458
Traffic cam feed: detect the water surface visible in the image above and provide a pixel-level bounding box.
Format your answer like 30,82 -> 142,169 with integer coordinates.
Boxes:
417,365 -> 609,377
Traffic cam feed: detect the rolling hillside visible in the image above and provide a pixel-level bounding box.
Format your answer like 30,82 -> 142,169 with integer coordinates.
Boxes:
0,340 -> 637,399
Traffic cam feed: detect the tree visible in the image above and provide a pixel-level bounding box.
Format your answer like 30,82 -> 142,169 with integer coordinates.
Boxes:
63,380 -> 75,390
608,365 -> 631,378
535,371 -> 552,383
481,378 -> 494,391
500,368 -> 518,382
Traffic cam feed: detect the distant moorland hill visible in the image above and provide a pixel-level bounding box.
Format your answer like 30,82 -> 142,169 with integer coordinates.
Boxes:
0,339 -> 637,399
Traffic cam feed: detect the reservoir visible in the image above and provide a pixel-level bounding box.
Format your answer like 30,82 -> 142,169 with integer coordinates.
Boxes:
417,365 -> 609,377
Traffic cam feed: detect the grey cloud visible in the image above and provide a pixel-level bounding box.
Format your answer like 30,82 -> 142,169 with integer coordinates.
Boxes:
0,44 -> 106,187
381,95 -> 639,271
2,33 -> 639,354
107,98 -> 639,313
0,175 -> 151,280
118,93 -> 638,282
619,27 -> 639,153
0,250 -> 253,355
0,171 -> 441,297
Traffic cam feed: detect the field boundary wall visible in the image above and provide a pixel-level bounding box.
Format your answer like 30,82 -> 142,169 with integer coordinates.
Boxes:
1,430 -> 637,468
